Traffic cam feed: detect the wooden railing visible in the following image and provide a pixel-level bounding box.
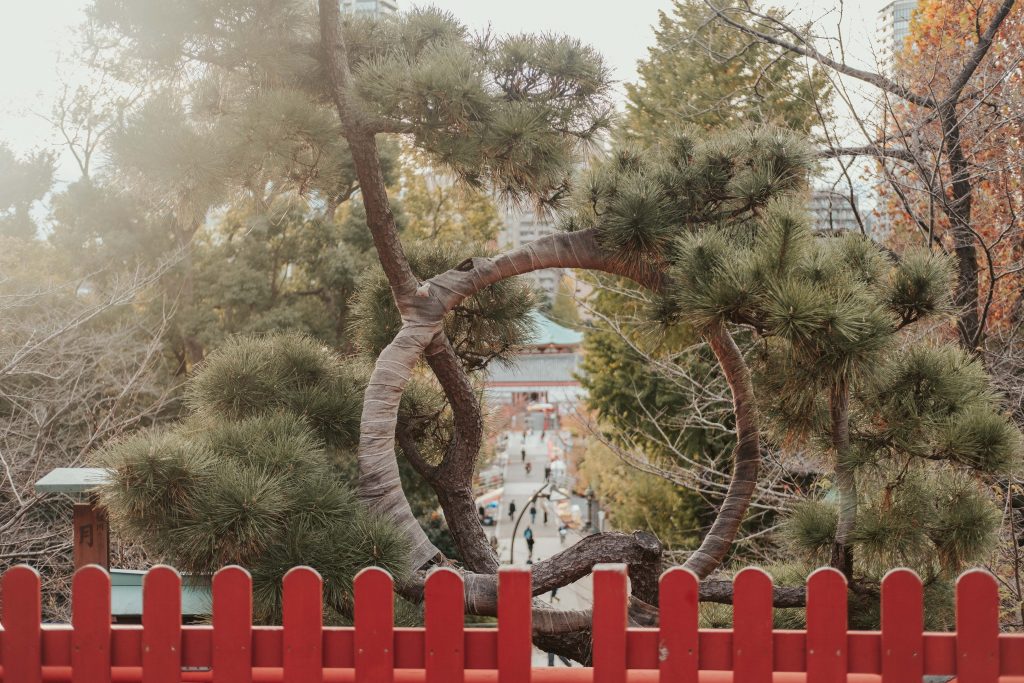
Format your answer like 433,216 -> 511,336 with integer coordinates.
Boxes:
1,563 -> 1022,682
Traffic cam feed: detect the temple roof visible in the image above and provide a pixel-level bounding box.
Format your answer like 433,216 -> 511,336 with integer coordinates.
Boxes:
526,311 -> 583,347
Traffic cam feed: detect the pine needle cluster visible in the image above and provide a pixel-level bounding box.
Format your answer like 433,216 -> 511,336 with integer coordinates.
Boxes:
346,8 -> 613,206
95,334 -> 411,623
562,126 -> 814,272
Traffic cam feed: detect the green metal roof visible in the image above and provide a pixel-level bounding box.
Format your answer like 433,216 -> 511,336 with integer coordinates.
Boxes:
110,569 -> 211,617
35,468 -> 110,494
526,311 -> 583,347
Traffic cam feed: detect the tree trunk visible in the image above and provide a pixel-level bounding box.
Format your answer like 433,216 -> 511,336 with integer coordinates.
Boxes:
358,322 -> 446,569
938,104 -> 981,351
828,379 -> 856,579
423,336 -> 498,573
683,320 -> 761,579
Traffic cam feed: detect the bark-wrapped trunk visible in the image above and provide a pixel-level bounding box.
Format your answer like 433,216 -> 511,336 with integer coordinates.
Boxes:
683,320 -> 760,579
358,320 -> 445,569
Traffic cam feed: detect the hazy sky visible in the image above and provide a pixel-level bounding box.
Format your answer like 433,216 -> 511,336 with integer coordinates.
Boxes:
0,0 -> 893,172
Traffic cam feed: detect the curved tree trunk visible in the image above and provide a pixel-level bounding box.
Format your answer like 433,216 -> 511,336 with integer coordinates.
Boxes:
423,336 -> 498,573
358,321 -> 445,569
683,321 -> 761,579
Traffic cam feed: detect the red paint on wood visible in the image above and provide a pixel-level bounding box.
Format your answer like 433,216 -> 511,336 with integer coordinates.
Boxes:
142,566 -> 181,683
424,568 -> 464,683
880,569 -> 922,683
497,567 -> 531,683
212,566 -> 252,683
3,563 -> 1020,681
806,568 -> 847,683
733,568 -> 773,683
354,567 -> 394,683
283,566 -> 323,683
956,569 -> 999,683
72,565 -> 111,683
593,564 -> 628,683
658,568 -> 698,683
2,565 -> 43,683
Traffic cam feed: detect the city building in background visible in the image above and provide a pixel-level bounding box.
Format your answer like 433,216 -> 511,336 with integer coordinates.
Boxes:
341,0 -> 398,16
809,189 -> 863,233
878,0 -> 917,69
485,311 -> 584,406
499,205 -> 565,300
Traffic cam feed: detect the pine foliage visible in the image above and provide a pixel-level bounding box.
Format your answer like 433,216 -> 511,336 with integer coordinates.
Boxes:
95,334 -> 411,623
346,8 -> 613,205
564,122 -> 1021,590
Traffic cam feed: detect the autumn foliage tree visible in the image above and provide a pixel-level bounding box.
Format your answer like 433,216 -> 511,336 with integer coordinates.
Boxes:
875,0 -> 1024,341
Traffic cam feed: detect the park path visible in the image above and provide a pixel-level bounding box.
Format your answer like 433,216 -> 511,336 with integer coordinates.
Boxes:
491,428 -> 592,666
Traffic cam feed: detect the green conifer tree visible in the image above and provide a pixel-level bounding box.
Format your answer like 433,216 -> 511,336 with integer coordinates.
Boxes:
95,334 -> 413,623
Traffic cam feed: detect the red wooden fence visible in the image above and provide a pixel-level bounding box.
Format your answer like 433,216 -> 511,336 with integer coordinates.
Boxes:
1,562 -> 1022,682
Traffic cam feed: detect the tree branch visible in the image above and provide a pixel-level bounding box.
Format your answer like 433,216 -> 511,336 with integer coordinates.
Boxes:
702,1 -> 936,108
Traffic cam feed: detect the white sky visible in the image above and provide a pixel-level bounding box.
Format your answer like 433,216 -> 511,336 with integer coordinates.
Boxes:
0,0 -> 893,175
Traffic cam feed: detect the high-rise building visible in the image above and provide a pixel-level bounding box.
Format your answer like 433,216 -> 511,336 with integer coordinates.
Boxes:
499,205 -> 565,300
809,189 -> 862,233
878,0 -> 917,69
341,0 -> 398,16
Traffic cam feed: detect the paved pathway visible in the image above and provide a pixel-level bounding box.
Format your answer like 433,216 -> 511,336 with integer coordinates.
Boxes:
490,428 -> 592,667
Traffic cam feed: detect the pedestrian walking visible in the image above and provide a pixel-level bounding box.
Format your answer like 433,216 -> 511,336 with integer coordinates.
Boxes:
543,465 -> 551,481
524,526 -> 535,560
521,446 -> 526,462
508,500 -> 516,520
549,586 -> 560,602
529,504 -> 537,525
524,461 -> 532,475
558,523 -> 567,545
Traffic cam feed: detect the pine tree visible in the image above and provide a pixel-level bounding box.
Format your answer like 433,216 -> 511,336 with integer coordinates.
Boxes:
95,334 -> 413,623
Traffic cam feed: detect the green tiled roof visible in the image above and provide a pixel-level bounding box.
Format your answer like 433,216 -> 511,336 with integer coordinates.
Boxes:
527,311 -> 582,347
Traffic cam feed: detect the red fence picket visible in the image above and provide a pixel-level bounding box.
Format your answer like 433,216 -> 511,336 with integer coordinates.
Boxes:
592,564 -> 628,683
733,567 -> 773,683
497,567 -> 531,683
658,567 -> 698,683
212,565 -> 252,683
2,564 -> 42,683
283,566 -> 323,683
72,564 -> 111,683
806,568 -> 847,683
424,567 -> 464,683
142,565 -> 181,683
354,567 -> 394,683
956,569 -> 1000,683
2,562 -> 1022,682
880,568 -> 922,683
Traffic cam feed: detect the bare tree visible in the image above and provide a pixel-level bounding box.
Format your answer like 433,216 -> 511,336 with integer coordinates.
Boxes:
0,245 -> 181,617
